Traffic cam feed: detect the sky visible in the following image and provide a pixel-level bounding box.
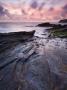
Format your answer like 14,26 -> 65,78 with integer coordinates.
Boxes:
0,0 -> 67,22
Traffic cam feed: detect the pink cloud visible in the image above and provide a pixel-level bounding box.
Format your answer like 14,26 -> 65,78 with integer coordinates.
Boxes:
0,2 -> 67,22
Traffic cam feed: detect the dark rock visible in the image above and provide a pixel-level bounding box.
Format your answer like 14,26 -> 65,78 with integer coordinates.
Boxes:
0,30 -> 35,53
0,30 -> 35,39
37,22 -> 53,27
0,30 -> 67,90
59,19 -> 67,23
37,22 -> 63,28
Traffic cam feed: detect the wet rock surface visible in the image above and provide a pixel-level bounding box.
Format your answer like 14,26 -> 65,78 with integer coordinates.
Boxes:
0,31 -> 67,90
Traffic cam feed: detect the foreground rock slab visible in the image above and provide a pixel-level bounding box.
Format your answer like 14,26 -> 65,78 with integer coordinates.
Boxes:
0,31 -> 67,90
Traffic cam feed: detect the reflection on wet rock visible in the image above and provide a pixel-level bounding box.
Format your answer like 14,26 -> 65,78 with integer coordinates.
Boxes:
0,31 -> 67,90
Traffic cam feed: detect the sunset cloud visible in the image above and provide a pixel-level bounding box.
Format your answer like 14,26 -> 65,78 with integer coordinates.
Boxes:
61,4 -> 67,17
30,1 -> 38,9
0,5 -> 8,16
0,0 -> 67,22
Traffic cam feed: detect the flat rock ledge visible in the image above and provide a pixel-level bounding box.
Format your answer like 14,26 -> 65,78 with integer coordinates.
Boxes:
0,31 -> 67,90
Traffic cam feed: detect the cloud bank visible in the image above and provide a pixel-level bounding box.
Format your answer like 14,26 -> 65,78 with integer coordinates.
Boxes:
0,0 -> 67,22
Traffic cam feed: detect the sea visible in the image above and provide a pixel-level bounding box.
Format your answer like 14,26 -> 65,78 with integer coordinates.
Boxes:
0,22 -> 67,55
0,22 -> 51,38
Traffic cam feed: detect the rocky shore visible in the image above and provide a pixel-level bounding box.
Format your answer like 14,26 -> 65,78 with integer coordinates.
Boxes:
0,30 -> 67,90
59,19 -> 67,23
0,31 -> 35,53
37,19 -> 67,38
